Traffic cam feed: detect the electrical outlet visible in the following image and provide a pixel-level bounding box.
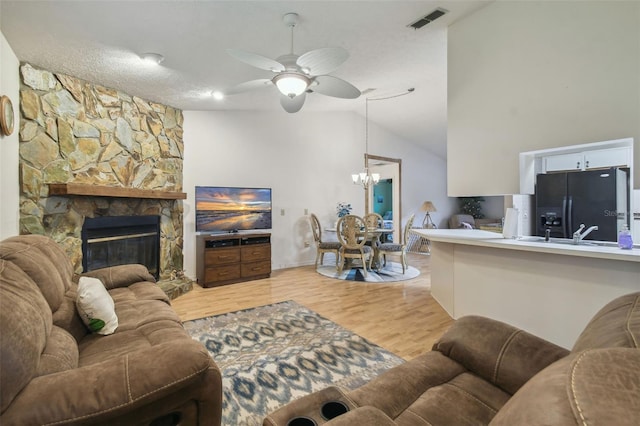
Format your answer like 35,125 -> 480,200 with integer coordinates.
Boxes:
281,209 -> 285,216
304,208 -> 308,215
304,241 -> 310,248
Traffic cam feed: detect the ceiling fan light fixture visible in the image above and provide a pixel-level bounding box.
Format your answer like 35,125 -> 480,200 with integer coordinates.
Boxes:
273,73 -> 311,98
141,52 -> 164,65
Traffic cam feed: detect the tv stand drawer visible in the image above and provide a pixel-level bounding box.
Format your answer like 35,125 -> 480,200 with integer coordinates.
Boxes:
241,260 -> 271,278
241,245 -> 271,262
205,247 -> 241,265
204,264 -> 241,284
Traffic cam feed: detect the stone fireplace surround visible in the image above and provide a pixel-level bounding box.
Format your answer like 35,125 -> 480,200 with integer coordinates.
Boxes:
17,63 -> 187,285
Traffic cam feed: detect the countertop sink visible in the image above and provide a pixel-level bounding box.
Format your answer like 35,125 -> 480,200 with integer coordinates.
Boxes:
517,236 -> 623,248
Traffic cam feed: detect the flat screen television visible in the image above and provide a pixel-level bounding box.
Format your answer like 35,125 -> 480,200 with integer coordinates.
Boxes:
195,186 -> 272,233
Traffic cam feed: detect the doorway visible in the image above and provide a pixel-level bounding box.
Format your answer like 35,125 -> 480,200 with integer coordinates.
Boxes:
365,154 -> 401,243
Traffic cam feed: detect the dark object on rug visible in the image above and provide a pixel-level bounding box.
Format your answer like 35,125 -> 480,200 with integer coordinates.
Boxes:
183,300 -> 404,426
316,262 -> 420,283
0,234 -> 222,425
267,291 -> 640,425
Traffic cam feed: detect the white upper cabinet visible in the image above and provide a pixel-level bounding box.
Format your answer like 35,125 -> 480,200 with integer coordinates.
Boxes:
544,147 -> 631,172
544,153 -> 583,172
583,147 -> 630,170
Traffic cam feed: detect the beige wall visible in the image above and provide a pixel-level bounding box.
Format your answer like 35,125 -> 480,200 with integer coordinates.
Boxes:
0,32 -> 20,238
448,1 -> 640,196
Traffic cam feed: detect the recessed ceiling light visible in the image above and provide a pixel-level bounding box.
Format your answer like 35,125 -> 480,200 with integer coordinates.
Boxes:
141,52 -> 164,65
212,91 -> 224,101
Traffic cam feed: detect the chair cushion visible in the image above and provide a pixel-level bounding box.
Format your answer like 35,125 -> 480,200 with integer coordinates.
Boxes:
36,326 -> 79,377
348,351 -> 510,425
379,243 -> 403,252
318,242 -> 341,250
78,298 -> 186,367
343,246 -> 372,254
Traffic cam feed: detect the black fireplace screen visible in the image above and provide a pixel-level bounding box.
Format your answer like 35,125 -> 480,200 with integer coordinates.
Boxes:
82,215 -> 160,279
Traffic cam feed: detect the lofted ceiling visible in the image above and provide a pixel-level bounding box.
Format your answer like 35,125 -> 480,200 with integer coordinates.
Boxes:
1,1 -> 491,158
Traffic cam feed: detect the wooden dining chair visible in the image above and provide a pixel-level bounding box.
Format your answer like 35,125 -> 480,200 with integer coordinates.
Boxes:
378,214 -> 415,274
309,213 -> 341,268
363,212 -> 383,230
336,215 -> 373,278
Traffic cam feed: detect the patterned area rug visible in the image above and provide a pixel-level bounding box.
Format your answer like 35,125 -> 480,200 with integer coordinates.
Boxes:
316,261 -> 420,282
183,301 -> 404,425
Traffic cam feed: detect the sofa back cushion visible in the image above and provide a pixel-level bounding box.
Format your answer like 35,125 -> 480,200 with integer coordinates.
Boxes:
0,235 -> 86,341
572,292 -> 640,352
0,235 -> 74,313
489,348 -> 640,426
0,259 -> 52,413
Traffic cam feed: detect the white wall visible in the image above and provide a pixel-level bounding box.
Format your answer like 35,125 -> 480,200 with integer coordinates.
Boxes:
182,110 -> 454,279
447,1 -> 640,196
0,32 -> 20,239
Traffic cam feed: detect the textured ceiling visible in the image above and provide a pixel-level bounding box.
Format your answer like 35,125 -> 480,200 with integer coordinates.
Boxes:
1,1 -> 491,158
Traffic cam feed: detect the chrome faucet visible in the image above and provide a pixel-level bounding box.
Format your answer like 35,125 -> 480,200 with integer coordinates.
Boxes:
572,224 -> 599,244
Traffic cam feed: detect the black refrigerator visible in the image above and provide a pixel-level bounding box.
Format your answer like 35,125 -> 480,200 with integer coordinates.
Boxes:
535,168 -> 629,242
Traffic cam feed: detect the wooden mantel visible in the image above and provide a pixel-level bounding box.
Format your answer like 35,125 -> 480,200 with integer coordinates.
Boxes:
48,183 -> 187,200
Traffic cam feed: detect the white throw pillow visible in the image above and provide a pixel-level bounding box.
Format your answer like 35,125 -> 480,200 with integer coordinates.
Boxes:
76,276 -> 118,335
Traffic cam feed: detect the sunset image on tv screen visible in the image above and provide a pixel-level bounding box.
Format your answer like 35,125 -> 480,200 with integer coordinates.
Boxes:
196,187 -> 272,232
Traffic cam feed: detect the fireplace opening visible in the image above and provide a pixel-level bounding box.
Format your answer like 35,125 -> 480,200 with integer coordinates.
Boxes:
82,215 -> 160,279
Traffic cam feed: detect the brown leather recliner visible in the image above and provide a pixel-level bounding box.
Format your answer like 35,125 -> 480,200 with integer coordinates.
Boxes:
265,291 -> 640,425
0,234 -> 222,425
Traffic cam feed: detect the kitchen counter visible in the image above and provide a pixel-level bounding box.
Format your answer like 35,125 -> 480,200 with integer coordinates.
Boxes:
412,229 -> 640,262
413,229 -> 640,349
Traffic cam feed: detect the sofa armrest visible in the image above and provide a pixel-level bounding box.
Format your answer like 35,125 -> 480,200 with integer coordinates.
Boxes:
433,316 -> 570,395
325,406 -> 396,425
1,340 -> 221,425
81,264 -> 155,290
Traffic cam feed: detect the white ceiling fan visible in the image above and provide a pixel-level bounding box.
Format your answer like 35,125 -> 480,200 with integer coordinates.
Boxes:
226,12 -> 361,113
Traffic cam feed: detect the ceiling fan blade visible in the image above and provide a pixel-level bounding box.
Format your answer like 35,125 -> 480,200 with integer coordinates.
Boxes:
280,92 -> 306,113
227,48 -> 285,72
225,79 -> 272,95
312,75 -> 361,99
297,47 -> 349,76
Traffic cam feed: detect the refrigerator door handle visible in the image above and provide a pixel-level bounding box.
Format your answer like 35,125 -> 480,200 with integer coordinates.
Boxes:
566,196 -> 573,238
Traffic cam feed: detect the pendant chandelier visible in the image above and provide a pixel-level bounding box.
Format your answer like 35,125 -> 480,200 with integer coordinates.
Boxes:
351,88 -> 415,190
352,97 -> 380,189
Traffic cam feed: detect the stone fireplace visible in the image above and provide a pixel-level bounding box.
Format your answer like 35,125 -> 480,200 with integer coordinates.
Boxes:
18,63 -> 186,281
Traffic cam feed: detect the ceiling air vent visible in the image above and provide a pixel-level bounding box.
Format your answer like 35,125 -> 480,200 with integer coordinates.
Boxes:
408,8 -> 448,29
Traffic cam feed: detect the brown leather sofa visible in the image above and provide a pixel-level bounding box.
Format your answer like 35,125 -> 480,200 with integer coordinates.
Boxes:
265,291 -> 640,425
0,234 -> 222,425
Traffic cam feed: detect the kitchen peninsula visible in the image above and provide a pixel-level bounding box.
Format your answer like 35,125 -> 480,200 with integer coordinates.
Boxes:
413,229 -> 640,349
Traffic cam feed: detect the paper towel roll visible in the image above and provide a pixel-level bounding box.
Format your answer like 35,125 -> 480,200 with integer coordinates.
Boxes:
503,207 -> 519,239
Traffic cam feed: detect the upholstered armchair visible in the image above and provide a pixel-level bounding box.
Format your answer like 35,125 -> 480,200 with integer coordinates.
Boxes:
266,291 -> 640,425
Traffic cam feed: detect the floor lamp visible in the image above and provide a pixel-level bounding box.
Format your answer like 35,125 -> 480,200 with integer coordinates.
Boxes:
421,201 -> 437,228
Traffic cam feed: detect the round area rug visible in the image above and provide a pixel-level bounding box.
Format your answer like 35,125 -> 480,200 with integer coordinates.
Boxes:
316,261 -> 420,282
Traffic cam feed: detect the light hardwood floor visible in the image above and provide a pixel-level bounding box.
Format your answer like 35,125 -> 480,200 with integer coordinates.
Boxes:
171,253 -> 454,360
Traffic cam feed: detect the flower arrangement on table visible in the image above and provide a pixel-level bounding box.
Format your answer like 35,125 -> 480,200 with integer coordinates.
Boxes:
336,202 -> 352,218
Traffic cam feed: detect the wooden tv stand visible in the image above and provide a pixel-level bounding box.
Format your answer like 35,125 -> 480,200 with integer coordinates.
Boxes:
196,233 -> 271,288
